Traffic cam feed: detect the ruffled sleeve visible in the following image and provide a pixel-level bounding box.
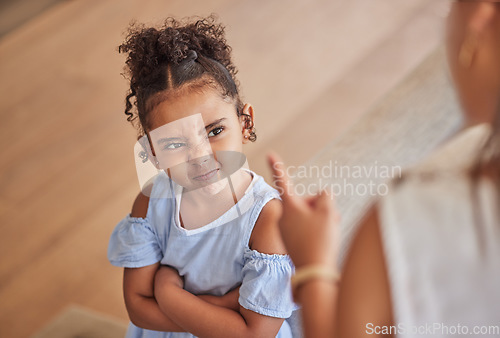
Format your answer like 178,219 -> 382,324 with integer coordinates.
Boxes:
107,215 -> 163,268
239,248 -> 299,318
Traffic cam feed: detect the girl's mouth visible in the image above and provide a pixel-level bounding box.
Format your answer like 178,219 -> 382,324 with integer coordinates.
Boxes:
192,168 -> 219,181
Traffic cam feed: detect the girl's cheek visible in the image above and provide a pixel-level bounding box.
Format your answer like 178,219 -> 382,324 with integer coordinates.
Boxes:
159,152 -> 187,171
209,134 -> 245,169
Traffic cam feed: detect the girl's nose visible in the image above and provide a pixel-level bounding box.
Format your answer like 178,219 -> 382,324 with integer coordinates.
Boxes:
188,138 -> 213,166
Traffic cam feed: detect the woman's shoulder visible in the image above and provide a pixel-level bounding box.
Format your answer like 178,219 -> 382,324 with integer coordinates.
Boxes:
405,123 -> 491,177
384,124 -> 492,200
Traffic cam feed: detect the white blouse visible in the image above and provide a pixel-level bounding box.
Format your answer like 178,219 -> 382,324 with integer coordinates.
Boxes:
379,124 -> 500,337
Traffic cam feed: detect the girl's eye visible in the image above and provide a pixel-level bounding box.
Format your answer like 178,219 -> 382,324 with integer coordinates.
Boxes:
165,142 -> 185,150
208,127 -> 224,137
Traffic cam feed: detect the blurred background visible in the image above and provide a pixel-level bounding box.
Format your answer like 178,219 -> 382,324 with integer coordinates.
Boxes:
0,0 -> 450,336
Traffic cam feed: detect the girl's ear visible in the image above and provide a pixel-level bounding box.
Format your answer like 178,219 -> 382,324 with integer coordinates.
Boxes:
145,133 -> 157,157
239,103 -> 255,144
139,133 -> 160,169
134,134 -> 161,196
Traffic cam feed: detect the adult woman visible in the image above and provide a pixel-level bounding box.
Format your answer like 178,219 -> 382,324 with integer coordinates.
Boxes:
269,1 -> 500,337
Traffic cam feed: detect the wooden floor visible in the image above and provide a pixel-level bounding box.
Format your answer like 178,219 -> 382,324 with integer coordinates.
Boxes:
0,0 -> 447,336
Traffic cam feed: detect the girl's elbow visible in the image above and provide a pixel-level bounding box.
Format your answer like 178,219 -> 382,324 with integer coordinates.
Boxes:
244,317 -> 286,338
241,323 -> 282,338
127,310 -> 144,328
129,316 -> 142,328
124,296 -> 147,328
235,327 -> 255,338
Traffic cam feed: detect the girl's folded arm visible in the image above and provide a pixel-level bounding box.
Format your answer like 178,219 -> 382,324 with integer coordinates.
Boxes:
123,263 -> 185,332
154,199 -> 288,337
123,192 -> 241,331
124,264 -> 241,332
121,193 -> 183,331
155,285 -> 285,338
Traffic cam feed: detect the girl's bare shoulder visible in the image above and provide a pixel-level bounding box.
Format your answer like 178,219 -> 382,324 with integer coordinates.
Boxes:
249,199 -> 287,255
131,192 -> 150,218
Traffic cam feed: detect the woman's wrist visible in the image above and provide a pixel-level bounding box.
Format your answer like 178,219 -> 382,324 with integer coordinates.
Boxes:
290,247 -> 338,270
291,264 -> 339,300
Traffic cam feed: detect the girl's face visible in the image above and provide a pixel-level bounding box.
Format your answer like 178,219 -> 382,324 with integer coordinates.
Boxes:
147,88 -> 252,193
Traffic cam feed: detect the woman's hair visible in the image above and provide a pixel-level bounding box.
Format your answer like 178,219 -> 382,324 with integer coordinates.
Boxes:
472,106 -> 500,182
118,15 -> 255,140
470,3 -> 500,187
469,106 -> 500,249
469,4 -> 500,237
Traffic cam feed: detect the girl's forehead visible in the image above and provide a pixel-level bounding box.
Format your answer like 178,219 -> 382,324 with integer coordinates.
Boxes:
150,113 -> 205,140
148,89 -> 235,130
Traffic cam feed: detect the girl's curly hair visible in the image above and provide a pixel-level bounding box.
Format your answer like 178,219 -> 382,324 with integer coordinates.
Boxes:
119,15 -> 255,140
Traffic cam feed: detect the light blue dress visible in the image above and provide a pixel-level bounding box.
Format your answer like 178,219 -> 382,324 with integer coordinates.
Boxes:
108,170 -> 298,337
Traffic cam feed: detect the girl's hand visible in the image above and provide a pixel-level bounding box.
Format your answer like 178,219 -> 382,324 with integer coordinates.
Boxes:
198,286 -> 241,311
267,153 -> 340,269
220,286 -> 241,311
155,265 -> 183,289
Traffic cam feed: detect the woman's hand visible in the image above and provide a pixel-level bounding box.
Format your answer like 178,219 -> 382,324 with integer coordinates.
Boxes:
155,265 -> 183,289
267,153 -> 340,269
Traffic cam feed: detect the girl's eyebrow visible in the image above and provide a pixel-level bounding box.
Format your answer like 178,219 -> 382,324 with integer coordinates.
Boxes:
203,118 -> 226,132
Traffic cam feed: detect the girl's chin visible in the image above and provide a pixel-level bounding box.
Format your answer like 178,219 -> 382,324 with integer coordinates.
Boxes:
197,178 -> 228,195
182,176 -> 228,196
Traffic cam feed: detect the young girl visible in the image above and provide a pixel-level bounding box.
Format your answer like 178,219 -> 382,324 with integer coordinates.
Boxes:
107,16 -> 297,337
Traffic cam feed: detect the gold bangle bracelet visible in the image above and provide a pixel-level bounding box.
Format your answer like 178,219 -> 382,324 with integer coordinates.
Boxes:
291,265 -> 339,298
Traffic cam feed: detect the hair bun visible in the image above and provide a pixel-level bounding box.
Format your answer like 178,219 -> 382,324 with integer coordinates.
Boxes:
183,50 -> 198,63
